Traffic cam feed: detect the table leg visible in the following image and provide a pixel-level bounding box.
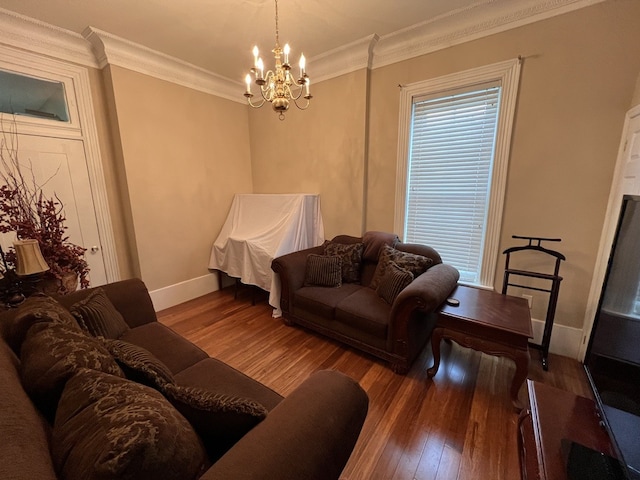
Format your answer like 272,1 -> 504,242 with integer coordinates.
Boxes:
427,327 -> 443,378
510,347 -> 530,411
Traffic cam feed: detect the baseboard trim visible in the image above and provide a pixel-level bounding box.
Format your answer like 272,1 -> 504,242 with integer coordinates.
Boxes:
149,273 -> 219,312
530,317 -> 583,360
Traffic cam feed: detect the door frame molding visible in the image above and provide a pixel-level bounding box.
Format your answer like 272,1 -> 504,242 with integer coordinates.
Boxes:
0,44 -> 120,284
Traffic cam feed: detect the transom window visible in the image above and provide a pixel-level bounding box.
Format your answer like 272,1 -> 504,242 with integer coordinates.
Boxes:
394,59 -> 521,288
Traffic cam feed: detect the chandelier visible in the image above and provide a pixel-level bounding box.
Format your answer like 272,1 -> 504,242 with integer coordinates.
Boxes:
244,0 -> 311,120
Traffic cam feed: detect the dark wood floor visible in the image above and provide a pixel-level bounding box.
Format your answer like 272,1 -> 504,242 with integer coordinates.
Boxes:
157,286 -> 593,480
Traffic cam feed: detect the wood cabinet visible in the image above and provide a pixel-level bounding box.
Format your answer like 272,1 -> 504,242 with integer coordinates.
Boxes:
518,380 -> 618,480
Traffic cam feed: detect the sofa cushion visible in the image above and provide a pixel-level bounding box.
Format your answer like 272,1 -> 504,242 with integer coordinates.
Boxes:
52,368 -> 208,480
102,338 -> 175,389
362,231 -> 399,261
174,357 -> 283,411
20,321 -> 124,420
369,245 -> 433,290
335,288 -> 390,339
0,340 -> 58,480
119,322 -> 209,375
161,383 -> 268,461
324,242 -> 364,283
376,261 -> 414,304
70,287 -> 130,339
294,283 -> 362,319
304,254 -> 342,287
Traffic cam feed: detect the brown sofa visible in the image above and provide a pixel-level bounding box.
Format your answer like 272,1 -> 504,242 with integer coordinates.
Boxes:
0,278 -> 368,480
272,231 -> 460,373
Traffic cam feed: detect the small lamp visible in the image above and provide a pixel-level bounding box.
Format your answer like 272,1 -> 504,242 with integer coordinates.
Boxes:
14,239 -> 49,276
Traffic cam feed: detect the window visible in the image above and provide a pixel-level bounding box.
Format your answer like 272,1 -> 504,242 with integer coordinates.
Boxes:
395,59 -> 521,287
0,69 -> 70,122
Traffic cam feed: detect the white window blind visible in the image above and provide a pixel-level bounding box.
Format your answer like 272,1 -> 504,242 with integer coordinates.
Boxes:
404,84 -> 501,284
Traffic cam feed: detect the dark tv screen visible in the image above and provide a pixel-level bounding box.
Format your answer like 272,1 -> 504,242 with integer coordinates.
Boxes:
585,194 -> 640,480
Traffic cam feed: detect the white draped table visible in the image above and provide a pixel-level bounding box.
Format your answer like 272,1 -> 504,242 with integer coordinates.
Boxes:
209,194 -> 324,317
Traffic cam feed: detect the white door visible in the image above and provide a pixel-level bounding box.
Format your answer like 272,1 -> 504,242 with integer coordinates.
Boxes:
0,133 -> 107,287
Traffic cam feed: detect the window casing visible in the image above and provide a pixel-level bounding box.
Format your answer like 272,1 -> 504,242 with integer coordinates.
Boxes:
394,59 -> 521,288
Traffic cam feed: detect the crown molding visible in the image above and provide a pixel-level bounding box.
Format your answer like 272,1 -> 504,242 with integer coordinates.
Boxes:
309,34 -> 379,83
372,0 -> 606,70
83,28 -> 243,104
0,8 -> 97,68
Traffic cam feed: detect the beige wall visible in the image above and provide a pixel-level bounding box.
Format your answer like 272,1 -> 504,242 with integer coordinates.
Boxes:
249,69 -> 368,239
104,66 -> 253,291
366,0 -> 640,329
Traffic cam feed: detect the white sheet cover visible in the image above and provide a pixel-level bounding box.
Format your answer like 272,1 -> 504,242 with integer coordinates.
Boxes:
209,194 -> 324,316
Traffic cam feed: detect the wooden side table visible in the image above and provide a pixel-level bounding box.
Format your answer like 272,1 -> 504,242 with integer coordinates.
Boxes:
427,285 -> 533,410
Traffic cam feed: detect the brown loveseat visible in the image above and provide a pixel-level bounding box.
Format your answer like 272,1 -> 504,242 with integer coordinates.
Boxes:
0,278 -> 368,480
272,231 -> 460,373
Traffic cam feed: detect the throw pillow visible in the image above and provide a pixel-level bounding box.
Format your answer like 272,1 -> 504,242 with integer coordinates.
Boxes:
303,254 -> 342,288
52,368 -> 208,480
324,242 -> 364,283
70,288 -> 130,339
369,245 -> 433,290
102,338 -> 175,390
161,382 -> 268,461
20,321 -> 124,420
376,261 -> 414,304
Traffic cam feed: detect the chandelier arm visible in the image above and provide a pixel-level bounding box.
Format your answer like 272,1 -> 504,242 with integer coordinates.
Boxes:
247,97 -> 266,108
292,97 -> 311,110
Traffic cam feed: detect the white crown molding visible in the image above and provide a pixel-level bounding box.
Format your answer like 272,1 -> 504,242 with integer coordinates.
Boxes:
309,34 -> 379,83
372,0 -> 606,70
0,8 -> 97,68
83,27 -> 243,104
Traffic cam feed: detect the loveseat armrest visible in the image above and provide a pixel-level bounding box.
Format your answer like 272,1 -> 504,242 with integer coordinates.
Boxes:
200,370 -> 368,480
271,244 -> 325,313
393,263 -> 460,315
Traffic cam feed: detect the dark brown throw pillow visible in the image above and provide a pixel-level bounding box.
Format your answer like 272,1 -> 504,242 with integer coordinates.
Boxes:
161,383 -> 268,461
53,369 -> 208,480
369,245 -> 433,290
70,288 -> 130,339
303,254 -> 342,288
102,338 -> 175,390
376,261 -> 414,304
325,242 -> 364,283
20,321 -> 124,420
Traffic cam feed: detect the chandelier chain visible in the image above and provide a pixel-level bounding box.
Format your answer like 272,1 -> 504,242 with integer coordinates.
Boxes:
274,0 -> 280,46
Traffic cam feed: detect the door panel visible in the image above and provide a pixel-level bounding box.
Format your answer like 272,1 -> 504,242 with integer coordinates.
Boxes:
0,134 -> 107,287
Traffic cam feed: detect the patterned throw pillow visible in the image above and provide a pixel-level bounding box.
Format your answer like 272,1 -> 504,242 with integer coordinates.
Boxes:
102,339 -> 175,390
70,288 -> 130,339
53,369 -> 208,480
376,261 -> 414,304
161,383 -> 268,461
20,321 -> 124,420
369,245 -> 433,290
324,242 -> 364,283
303,254 -> 343,288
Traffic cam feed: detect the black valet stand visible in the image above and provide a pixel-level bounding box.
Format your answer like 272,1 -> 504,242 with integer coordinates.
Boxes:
501,235 -> 565,371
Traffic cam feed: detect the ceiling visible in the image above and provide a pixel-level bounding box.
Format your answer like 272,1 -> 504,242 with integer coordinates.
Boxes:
0,0 -> 534,82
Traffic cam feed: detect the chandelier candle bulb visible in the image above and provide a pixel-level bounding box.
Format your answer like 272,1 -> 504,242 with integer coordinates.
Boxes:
283,43 -> 290,64
305,78 -> 310,96
245,74 -> 252,95
253,46 -> 259,67
299,53 -> 306,77
257,58 -> 264,79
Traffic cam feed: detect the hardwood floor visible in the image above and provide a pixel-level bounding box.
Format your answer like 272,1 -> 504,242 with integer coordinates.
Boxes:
157,286 -> 593,480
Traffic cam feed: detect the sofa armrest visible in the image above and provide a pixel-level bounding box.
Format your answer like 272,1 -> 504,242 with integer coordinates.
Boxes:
200,370 -> 368,480
393,263 -> 460,315
271,244 -> 325,313
386,263 -> 459,370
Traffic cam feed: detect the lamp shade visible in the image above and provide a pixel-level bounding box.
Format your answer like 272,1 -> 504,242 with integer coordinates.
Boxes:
14,239 -> 49,276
